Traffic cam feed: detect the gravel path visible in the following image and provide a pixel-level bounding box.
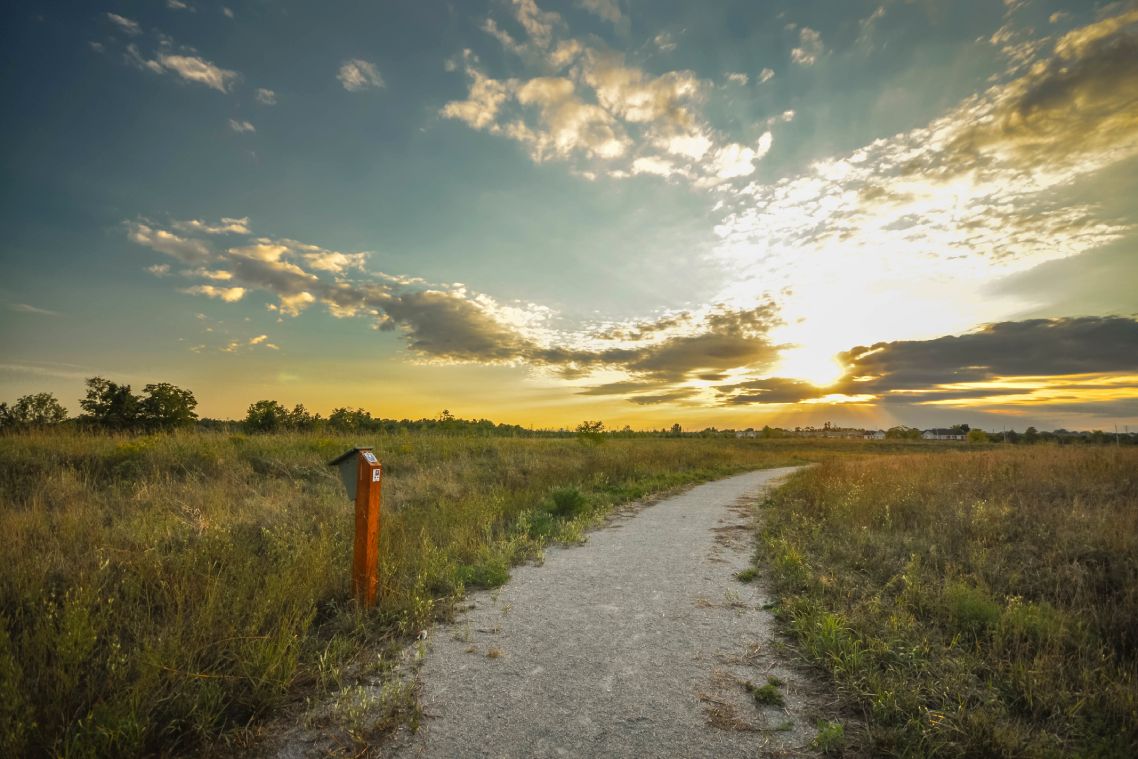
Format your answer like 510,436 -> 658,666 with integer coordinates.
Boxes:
386,467 -> 827,758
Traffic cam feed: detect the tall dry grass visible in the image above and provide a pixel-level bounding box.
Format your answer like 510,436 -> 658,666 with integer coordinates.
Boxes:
0,429 -> 817,756
761,446 -> 1138,756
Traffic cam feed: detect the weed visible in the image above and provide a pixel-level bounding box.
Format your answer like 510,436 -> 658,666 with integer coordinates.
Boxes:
812,720 -> 845,754
747,676 -> 786,707
734,567 -> 758,583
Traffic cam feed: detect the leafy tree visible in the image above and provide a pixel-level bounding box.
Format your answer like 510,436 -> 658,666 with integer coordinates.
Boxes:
885,425 -> 921,440
287,403 -> 318,430
243,400 -> 290,432
575,420 -> 606,445
1,392 -> 69,429
967,429 -> 989,444
79,377 -> 140,430
139,383 -> 198,430
1024,426 -> 1040,444
329,407 -> 374,432
670,423 -> 683,436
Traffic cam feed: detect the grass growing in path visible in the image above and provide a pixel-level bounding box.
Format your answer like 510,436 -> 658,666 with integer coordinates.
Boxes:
0,430 -> 819,757
760,447 -> 1138,757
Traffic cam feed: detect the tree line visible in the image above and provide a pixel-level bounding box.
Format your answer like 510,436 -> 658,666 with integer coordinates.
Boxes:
1,378 -> 1135,443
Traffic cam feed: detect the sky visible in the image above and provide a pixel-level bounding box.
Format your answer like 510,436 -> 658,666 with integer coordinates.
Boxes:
2,0 -> 1137,431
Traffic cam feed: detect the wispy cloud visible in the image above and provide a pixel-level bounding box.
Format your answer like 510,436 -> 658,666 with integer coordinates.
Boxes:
790,26 -> 824,65
255,88 -> 277,105
106,13 -> 141,36
338,59 -> 384,91
579,0 -> 623,27
228,118 -> 255,133
7,303 -> 60,317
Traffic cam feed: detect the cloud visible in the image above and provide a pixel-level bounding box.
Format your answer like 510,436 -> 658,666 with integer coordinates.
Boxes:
942,8 -> 1138,173
127,218 -> 784,395
514,76 -> 627,159
719,377 -> 826,405
791,27 -> 824,65
442,2 -> 774,185
838,317 -> 1138,393
183,285 -> 246,302
716,317 -> 1138,414
653,32 -> 677,52
157,53 -> 239,92
173,217 -> 250,235
579,0 -> 622,26
228,119 -> 255,133
167,0 -> 193,11
726,72 -> 748,85
7,303 -> 60,317
106,13 -> 141,36
147,264 -> 171,277
440,54 -> 511,130
222,7 -> 234,19
127,222 -> 213,263
255,88 -> 277,105
338,59 -> 384,91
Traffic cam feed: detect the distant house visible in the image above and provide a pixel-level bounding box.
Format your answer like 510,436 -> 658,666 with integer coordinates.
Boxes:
865,430 -> 886,440
735,429 -> 757,438
922,428 -> 966,441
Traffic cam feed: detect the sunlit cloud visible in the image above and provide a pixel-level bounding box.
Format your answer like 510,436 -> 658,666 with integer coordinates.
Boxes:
441,0 -> 774,185
338,59 -> 384,91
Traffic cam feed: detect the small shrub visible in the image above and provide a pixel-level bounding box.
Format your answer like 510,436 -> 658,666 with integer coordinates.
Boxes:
549,486 -> 588,518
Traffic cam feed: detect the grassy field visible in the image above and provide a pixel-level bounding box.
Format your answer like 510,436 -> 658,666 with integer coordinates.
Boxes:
0,430 -> 841,757
760,447 -> 1138,757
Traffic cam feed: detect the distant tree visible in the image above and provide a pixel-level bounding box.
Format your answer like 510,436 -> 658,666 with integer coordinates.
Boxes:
1024,426 -> 1040,444
1005,430 -> 1021,444
670,423 -> 683,436
80,377 -> 140,430
1,392 -> 69,429
287,403 -> 318,430
575,420 -> 606,445
329,407 -> 374,432
967,429 -> 989,444
139,383 -> 198,431
243,400 -> 290,432
885,425 -> 921,440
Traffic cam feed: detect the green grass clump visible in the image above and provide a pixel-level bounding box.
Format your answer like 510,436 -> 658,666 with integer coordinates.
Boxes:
0,429 -> 823,757
748,676 -> 786,707
812,720 -> 845,754
761,447 -> 1138,757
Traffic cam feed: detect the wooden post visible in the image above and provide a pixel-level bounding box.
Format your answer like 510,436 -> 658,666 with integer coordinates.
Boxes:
329,447 -> 383,609
353,452 -> 382,608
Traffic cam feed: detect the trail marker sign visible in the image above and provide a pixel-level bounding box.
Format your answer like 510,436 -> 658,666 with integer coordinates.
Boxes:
328,447 -> 383,608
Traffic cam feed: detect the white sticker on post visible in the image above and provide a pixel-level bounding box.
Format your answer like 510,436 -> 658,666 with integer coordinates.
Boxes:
372,468 -> 382,482
363,452 -> 378,464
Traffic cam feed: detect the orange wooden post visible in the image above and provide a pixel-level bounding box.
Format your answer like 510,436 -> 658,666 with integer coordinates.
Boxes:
329,447 -> 383,608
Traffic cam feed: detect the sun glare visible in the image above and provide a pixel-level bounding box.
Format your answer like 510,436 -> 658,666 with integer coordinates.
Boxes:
772,346 -> 846,388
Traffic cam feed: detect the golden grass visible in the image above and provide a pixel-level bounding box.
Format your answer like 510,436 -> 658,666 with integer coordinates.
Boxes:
761,446 -> 1138,757
0,429 -> 830,757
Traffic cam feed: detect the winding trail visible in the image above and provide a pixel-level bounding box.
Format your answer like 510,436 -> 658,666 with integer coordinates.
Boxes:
387,467 -> 829,758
